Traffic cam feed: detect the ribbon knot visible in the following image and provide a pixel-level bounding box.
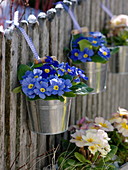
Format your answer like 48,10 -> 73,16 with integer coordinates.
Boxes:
6,11 -> 40,61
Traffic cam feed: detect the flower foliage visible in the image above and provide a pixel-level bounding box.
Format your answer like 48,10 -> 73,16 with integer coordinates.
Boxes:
68,31 -> 112,64
103,14 -> 128,46
58,107 -> 128,169
13,56 -> 93,101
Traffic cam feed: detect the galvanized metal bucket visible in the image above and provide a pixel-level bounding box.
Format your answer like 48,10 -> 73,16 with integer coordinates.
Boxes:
26,98 -> 71,135
81,62 -> 108,94
109,46 -> 128,74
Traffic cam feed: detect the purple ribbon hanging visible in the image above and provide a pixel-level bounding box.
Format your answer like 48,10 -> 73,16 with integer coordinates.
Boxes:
100,2 -> 114,18
16,26 -> 40,60
61,2 -> 82,32
7,11 -> 40,61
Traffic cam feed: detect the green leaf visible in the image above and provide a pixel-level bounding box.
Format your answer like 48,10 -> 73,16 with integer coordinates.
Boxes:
74,152 -> 91,164
72,60 -> 82,64
26,95 -> 65,102
17,64 -> 32,80
104,145 -> 118,162
91,55 -> 108,63
63,92 -> 76,97
44,95 -> 64,102
109,47 -> 119,56
70,82 -> 88,90
58,156 -> 66,166
67,159 -> 78,166
78,39 -> 92,51
61,74 -> 73,81
58,96 -> 65,102
106,164 -> 118,170
26,96 -> 40,101
32,63 -> 43,68
72,33 -> 84,42
13,86 -> 22,93
70,82 -> 94,95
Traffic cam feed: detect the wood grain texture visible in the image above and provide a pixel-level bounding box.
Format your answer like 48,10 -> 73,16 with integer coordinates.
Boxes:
0,0 -> 128,169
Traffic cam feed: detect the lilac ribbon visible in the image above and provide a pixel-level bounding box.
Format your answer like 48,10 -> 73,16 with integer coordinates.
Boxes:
16,26 -> 40,60
61,2 -> 82,31
100,3 -> 114,18
7,11 -> 40,61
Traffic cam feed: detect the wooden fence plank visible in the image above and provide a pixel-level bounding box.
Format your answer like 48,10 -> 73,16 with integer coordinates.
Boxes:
1,1 -> 128,169
0,33 -> 5,170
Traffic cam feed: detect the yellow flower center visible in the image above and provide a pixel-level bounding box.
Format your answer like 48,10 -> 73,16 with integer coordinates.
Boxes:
102,52 -> 108,56
83,54 -> 88,58
99,123 -> 108,128
44,69 -> 50,73
28,84 -> 34,89
34,75 -> 39,78
53,85 -> 59,90
92,40 -> 97,44
76,136 -> 82,141
74,52 -> 79,56
97,144 -> 101,147
40,88 -> 45,92
90,146 -> 96,150
61,69 -> 65,72
87,138 -> 94,143
121,122 -> 128,129
67,69 -> 71,72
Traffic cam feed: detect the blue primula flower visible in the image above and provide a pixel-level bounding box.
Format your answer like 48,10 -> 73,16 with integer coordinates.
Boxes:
38,64 -> 56,78
89,31 -> 104,38
22,70 -> 33,79
87,37 -> 105,47
21,77 -> 36,98
65,63 -> 77,77
73,77 -> 80,83
22,69 -> 42,83
57,62 -> 66,76
70,49 -> 81,61
33,69 -> 43,80
45,56 -> 59,67
62,79 -> 72,92
76,68 -> 88,81
34,81 -> 50,99
78,48 -> 94,62
47,76 -> 65,96
98,46 -> 110,60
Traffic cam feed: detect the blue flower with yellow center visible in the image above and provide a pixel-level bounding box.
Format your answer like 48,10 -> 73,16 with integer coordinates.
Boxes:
87,37 -> 105,47
89,31 -> 104,38
47,76 -> 65,96
33,69 -> 43,80
22,70 -> 33,79
38,64 -> 56,78
62,79 -> 72,92
57,62 -> 66,76
34,81 -> 50,99
65,63 -> 77,77
98,46 -> 110,60
78,48 -> 94,62
21,77 -> 36,98
70,49 -> 81,61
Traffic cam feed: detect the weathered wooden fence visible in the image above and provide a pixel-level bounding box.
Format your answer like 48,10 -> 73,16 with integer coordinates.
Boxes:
1,0 -> 128,169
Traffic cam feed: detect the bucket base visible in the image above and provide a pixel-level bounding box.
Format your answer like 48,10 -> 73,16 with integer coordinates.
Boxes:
27,98 -> 71,135
31,129 -> 68,135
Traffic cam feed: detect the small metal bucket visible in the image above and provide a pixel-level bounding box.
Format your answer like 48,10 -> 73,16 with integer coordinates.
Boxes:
26,98 -> 71,135
81,62 -> 107,94
109,46 -> 128,74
